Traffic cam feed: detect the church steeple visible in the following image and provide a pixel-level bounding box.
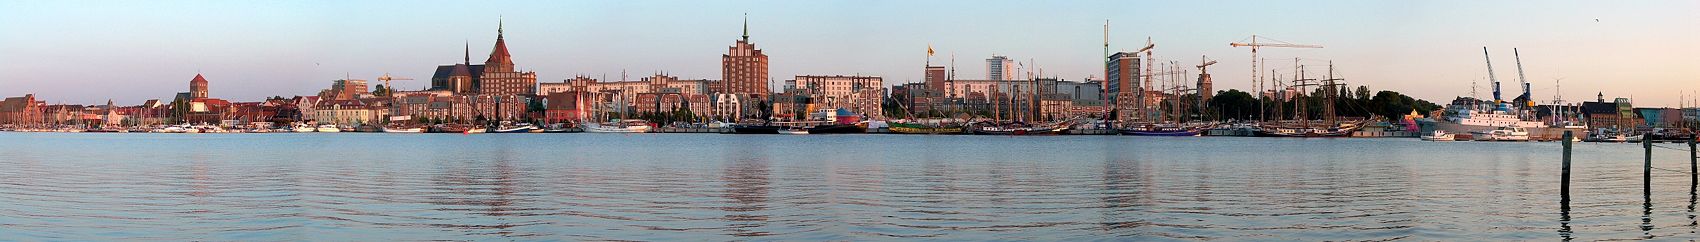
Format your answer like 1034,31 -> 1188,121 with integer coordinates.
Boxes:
485,16 -> 514,72
741,13 -> 749,41
463,40 -> 470,65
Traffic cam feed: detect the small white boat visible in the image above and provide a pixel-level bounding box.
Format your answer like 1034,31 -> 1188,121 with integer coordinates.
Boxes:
315,124 -> 341,133
1421,130 -> 1455,141
383,127 -> 423,133
1472,127 -> 1530,141
779,128 -> 810,135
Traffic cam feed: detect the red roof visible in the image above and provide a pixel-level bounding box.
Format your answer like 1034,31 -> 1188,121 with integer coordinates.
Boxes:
191,74 -> 208,84
191,98 -> 230,107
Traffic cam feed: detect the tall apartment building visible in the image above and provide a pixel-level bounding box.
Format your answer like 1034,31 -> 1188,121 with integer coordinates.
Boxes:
722,15 -> 769,96
986,55 -> 1013,80
1106,52 -> 1141,120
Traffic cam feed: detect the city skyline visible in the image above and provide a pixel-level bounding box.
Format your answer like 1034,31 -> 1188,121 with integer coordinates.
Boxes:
1,0 -> 1696,106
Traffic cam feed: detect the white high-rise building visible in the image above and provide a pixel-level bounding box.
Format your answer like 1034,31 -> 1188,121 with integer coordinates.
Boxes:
987,55 -> 1013,80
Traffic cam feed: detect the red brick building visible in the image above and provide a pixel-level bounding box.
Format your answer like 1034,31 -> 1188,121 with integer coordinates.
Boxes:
722,15 -> 769,96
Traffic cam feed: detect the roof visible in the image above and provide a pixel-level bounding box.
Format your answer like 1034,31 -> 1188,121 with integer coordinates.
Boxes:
190,98 -> 231,107
190,74 -> 208,84
430,64 -> 485,88
316,99 -> 367,109
0,95 -> 35,112
1581,101 -> 1618,115
486,36 -> 513,68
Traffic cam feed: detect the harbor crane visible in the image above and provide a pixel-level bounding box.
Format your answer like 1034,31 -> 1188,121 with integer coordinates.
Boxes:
1230,35 -> 1321,121
377,73 -> 414,97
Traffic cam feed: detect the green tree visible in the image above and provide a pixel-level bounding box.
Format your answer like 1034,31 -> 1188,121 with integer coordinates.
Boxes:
373,84 -> 391,97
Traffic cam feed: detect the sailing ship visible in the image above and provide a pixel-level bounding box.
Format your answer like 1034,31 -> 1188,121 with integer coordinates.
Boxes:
888,121 -> 963,134
972,121 -> 1067,135
1119,123 -> 1206,136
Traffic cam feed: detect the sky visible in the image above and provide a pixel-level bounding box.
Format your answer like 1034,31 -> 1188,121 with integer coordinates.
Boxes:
1,0 -> 1696,107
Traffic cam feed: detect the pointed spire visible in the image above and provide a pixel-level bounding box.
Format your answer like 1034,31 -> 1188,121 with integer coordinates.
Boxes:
464,40 -> 470,65
498,15 -> 504,37
741,13 -> 749,41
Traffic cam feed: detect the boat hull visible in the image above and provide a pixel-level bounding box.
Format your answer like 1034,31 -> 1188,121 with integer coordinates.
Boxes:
730,125 -> 782,134
807,124 -> 864,134
1430,121 -> 1584,141
888,123 -> 961,134
1119,128 -> 1200,136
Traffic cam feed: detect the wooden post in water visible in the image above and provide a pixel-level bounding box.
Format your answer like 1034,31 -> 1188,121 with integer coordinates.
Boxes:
1562,131 -> 1573,199
1645,136 -> 1654,196
1691,138 -> 1697,185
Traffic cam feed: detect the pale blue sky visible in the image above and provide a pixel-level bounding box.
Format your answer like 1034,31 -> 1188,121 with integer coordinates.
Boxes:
1,0 -> 1695,106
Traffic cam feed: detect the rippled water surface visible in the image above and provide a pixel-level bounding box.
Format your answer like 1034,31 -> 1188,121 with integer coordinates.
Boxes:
3,132 -> 1699,240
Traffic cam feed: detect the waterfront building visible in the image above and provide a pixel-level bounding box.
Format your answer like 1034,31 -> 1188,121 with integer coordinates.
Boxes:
552,75 -> 717,115
543,91 -> 591,123
1582,95 -> 1639,130
713,93 -> 742,121
477,20 -> 539,97
468,94 -> 530,121
722,15 -> 769,97
924,66 -> 947,97
1634,107 -> 1685,128
0,94 -> 42,125
788,75 -> 884,117
1106,51 -> 1140,120
42,104 -> 85,125
987,55 -> 1013,80
172,74 -> 232,124
308,100 -> 374,126
112,99 -> 169,126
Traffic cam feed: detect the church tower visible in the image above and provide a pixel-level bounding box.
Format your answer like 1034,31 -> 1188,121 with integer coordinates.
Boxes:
189,74 -> 209,99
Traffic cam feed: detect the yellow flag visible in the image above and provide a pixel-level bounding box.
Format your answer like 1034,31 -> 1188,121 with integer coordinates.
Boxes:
927,44 -> 935,56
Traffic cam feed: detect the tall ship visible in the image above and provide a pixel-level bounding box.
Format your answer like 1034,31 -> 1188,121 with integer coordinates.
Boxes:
1430,48 -> 1584,141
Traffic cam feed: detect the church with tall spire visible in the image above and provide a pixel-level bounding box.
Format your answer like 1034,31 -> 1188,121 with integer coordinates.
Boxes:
429,17 -> 536,97
475,17 -> 536,96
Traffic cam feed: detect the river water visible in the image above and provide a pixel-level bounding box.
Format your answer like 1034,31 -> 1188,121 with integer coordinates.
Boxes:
1,132 -> 1697,240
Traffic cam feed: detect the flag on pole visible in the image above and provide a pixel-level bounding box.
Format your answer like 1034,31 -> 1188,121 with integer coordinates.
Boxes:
927,44 -> 934,56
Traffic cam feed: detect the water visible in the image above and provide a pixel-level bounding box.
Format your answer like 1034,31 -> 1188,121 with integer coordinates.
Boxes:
1,132 -> 1697,241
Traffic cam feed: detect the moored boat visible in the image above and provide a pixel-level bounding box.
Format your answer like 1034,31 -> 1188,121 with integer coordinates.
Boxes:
729,124 -> 783,134
888,122 -> 963,134
1119,124 -> 1202,136
807,123 -> 866,134
582,120 -> 651,133
1420,130 -> 1456,141
315,124 -> 341,133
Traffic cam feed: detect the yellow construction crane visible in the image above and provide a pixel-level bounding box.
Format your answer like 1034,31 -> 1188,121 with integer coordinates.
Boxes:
1230,35 -> 1320,121
377,73 -> 414,96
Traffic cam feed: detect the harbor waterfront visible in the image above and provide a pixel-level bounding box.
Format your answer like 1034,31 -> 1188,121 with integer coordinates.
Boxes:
3,132 -> 1699,240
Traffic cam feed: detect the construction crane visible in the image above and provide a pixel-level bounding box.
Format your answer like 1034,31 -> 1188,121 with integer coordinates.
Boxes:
1137,37 -> 1155,121
377,73 -> 414,97
1196,55 -> 1218,107
1230,35 -> 1321,121
1196,55 -> 1218,72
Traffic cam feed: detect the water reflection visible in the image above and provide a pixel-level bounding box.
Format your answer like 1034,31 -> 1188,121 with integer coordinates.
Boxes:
6,134 -> 1700,240
721,143 -> 771,237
